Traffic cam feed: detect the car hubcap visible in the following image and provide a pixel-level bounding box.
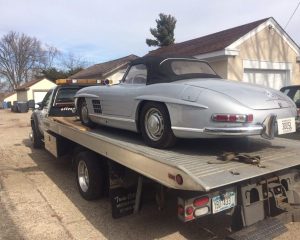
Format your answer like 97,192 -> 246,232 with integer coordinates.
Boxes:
81,103 -> 89,124
30,131 -> 34,142
78,160 -> 89,192
145,108 -> 164,141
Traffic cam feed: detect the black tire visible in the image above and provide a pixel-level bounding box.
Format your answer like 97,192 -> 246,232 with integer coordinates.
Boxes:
78,99 -> 96,128
75,151 -> 106,200
32,121 -> 43,149
140,102 -> 177,149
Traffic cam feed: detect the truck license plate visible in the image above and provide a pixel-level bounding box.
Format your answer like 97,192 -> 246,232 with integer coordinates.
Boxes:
212,192 -> 236,214
277,117 -> 296,135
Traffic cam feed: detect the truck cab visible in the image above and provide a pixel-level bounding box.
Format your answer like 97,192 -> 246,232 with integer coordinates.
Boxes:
30,84 -> 88,148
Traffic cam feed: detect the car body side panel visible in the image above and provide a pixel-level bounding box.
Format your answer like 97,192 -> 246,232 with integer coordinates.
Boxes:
99,84 -> 143,117
74,78 -> 298,139
135,95 -> 208,109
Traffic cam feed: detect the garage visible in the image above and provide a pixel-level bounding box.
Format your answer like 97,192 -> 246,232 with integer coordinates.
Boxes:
243,69 -> 290,90
33,91 -> 48,103
147,17 -> 300,87
12,78 -> 56,103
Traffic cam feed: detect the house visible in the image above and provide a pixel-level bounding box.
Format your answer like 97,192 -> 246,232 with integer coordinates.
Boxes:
147,17 -> 300,90
4,78 -> 57,104
69,54 -> 139,84
2,91 -> 17,104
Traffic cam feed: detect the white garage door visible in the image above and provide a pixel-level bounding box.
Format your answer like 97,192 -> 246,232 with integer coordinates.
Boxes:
33,91 -> 48,103
243,69 -> 289,90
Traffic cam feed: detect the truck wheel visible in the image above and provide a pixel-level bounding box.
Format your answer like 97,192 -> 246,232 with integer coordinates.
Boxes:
75,151 -> 106,200
78,99 -> 96,128
140,102 -> 177,149
32,122 -> 43,148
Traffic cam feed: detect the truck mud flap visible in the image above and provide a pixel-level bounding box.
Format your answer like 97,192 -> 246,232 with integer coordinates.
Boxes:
108,162 -> 142,219
227,218 -> 287,240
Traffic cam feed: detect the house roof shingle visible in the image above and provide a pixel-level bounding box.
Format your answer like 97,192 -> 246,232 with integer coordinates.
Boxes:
147,18 -> 269,57
69,54 -> 139,79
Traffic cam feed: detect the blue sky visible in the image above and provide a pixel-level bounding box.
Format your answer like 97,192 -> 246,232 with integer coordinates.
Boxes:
0,0 -> 299,65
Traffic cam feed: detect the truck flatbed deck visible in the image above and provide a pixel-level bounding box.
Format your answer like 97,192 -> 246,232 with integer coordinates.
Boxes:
46,116 -> 300,192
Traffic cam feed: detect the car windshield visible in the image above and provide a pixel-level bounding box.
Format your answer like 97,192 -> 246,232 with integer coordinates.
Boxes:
54,88 -> 80,106
170,60 -> 217,76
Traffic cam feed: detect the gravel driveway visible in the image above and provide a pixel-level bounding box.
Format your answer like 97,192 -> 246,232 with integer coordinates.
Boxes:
0,109 -> 299,240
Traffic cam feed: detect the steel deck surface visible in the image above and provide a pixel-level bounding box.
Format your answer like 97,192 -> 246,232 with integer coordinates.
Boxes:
50,117 -> 300,191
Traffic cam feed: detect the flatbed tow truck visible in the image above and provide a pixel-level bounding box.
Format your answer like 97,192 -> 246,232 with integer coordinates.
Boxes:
31,81 -> 300,239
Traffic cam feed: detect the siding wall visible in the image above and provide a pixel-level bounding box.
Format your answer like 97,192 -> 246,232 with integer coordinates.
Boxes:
209,59 -> 228,79
227,27 -> 300,84
4,93 -> 17,102
27,79 -> 56,100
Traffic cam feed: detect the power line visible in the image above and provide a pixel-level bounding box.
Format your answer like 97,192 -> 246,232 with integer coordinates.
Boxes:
284,1 -> 300,29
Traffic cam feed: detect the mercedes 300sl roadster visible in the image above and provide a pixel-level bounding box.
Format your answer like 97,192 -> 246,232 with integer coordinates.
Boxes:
74,56 -> 297,148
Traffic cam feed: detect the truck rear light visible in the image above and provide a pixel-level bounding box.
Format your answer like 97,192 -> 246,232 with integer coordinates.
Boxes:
178,205 -> 185,216
193,196 -> 209,207
212,114 -> 253,123
176,174 -> 183,185
186,206 -> 194,215
194,206 -> 209,217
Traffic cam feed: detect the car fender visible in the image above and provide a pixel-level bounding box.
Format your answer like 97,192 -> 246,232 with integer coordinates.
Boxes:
74,92 -> 99,100
74,93 -> 99,109
134,95 -> 208,129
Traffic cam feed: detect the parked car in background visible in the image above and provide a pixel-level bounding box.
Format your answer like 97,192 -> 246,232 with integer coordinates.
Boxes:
74,56 -> 297,149
280,85 -> 300,130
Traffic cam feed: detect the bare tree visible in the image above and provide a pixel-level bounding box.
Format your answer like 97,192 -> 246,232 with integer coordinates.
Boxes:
42,44 -> 60,69
61,52 -> 87,72
0,78 -> 8,92
0,31 -> 59,89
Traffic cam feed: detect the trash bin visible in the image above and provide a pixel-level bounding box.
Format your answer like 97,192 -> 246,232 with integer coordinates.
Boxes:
11,101 -> 18,112
11,104 -> 17,112
27,99 -> 35,109
7,101 -> 12,108
2,102 -> 8,109
17,102 -> 29,113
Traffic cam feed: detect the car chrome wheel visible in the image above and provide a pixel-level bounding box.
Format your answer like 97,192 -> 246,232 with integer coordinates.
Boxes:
144,108 -> 164,141
78,160 -> 89,192
81,103 -> 89,124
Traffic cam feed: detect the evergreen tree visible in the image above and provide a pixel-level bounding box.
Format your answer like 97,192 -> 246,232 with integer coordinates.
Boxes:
146,13 -> 177,47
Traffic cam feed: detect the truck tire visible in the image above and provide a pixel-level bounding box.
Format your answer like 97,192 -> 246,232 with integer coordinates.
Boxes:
140,102 -> 177,149
75,151 -> 106,200
32,121 -> 43,149
78,99 -> 96,128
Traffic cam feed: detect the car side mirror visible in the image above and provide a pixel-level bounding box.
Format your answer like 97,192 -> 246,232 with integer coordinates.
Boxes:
37,102 -> 43,110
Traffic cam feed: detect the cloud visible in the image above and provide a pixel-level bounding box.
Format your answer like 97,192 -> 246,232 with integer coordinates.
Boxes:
0,0 -> 299,64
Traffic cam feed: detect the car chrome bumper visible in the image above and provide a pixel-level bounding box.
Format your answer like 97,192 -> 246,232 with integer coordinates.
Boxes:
203,126 -> 263,136
172,114 -> 278,139
172,125 -> 263,138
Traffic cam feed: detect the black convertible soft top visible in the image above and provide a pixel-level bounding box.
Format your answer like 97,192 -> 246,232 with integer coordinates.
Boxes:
126,56 -> 220,85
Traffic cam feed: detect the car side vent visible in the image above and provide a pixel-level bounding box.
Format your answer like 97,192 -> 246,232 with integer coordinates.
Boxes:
92,100 -> 102,114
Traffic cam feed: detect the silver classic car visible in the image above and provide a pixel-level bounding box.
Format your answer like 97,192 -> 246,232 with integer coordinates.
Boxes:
74,57 -> 297,148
